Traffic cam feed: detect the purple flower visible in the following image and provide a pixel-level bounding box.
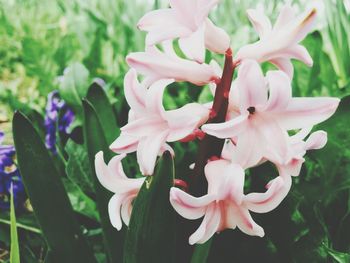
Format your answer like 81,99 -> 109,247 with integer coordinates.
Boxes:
0,132 -> 26,210
44,91 -> 75,153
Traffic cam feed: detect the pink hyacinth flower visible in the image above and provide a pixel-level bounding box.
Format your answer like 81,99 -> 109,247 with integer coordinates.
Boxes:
137,0 -> 230,63
110,69 -> 209,175
202,60 -> 339,168
170,159 -> 291,244
127,46 -> 220,86
279,127 -> 328,177
236,5 -> 317,78
95,151 -> 145,230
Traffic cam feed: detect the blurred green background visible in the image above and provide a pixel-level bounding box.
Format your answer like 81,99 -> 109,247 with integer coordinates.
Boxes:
0,0 -> 350,262
1,0 -> 349,134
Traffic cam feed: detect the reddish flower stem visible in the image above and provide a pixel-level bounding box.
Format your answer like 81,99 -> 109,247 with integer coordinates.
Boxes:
190,48 -> 236,196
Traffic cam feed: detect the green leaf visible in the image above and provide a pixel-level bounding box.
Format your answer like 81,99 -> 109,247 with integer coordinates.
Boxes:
0,212 -> 41,234
58,62 -> 90,115
323,245 -> 350,263
12,111 -> 97,263
65,139 -> 94,194
83,99 -> 123,262
86,82 -> 120,144
123,151 -> 176,263
190,238 -> 213,263
10,186 -> 20,263
63,178 -> 99,221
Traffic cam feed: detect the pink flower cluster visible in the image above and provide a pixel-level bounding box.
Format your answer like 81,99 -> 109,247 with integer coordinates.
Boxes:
95,1 -> 340,244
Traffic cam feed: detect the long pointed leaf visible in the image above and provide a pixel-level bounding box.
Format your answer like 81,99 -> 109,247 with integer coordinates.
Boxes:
86,83 -> 120,144
123,152 -> 176,263
12,111 -> 96,263
10,185 -> 20,263
83,99 -> 123,263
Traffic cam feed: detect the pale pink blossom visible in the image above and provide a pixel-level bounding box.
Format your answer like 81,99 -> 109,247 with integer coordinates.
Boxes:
110,69 -> 210,175
137,0 -> 230,63
170,159 -> 291,244
221,128 -> 327,178
235,5 -> 317,78
202,60 -> 339,168
279,128 -> 328,177
95,151 -> 145,230
126,46 -> 220,86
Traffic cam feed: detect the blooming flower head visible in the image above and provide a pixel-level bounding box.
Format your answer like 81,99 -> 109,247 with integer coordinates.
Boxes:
110,69 -> 209,175
95,151 -> 145,230
95,1 -> 340,246
235,5 -> 317,78
137,0 -> 230,62
44,90 -> 75,153
0,132 -> 26,210
170,159 -> 291,244
278,127 -> 328,177
202,59 -> 339,168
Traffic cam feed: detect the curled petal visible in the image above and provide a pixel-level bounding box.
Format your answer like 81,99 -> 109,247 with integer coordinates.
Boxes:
146,26 -> 192,48
201,114 -> 248,139
121,117 -> 167,137
137,131 -> 169,175
283,157 -> 304,177
282,45 -> 313,66
205,160 -> 245,202
234,206 -> 264,237
246,9 -> 272,39
126,46 -> 219,86
107,153 -> 128,180
95,152 -> 125,192
166,103 -> 209,142
124,69 -> 146,114
237,60 -> 267,111
95,151 -> 145,193
138,9 -> 178,31
244,176 -> 292,213
167,116 -> 200,142
108,194 -> 125,230
196,0 -> 220,25
179,25 -> 205,63
263,70 -> 292,111
162,40 -> 180,60
270,58 -> 294,79
235,6 -> 316,72
231,128 -> 263,169
110,133 -> 139,153
137,9 -> 191,45
275,97 -> 340,130
146,78 -> 174,118
255,115 -> 290,165
170,187 -> 215,220
120,193 -> 137,227
189,203 -> 221,244
170,0 -> 197,28
290,127 -> 313,143
204,18 -> 230,54
274,4 -> 296,31
305,130 -> 327,150
288,8 -> 317,45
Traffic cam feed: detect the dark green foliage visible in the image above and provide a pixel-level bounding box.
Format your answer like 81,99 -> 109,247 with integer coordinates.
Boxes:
83,99 -> 123,263
12,111 -> 96,263
123,152 -> 176,263
87,83 -> 120,144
